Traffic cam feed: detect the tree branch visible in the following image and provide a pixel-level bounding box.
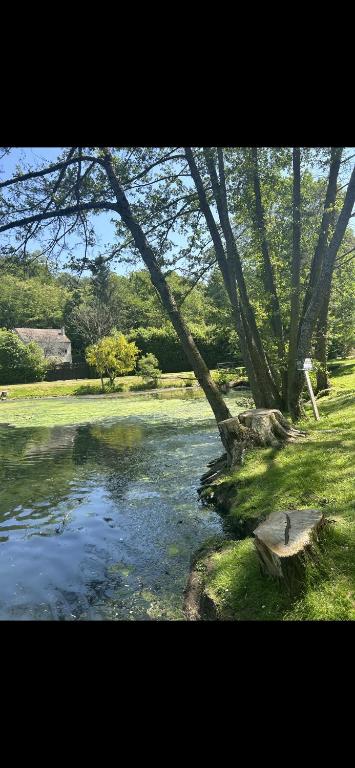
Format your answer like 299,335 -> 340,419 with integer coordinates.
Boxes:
0,154 -> 103,190
0,201 -> 117,233
125,151 -> 186,186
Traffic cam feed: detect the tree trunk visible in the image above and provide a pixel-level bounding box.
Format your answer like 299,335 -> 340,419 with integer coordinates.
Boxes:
288,370 -> 306,420
199,408 -> 305,488
253,509 -> 326,593
185,147 -> 281,410
291,164 -> 355,418
250,149 -> 286,367
299,148 -> 343,328
101,151 -> 232,428
287,148 -> 301,411
205,148 -> 282,408
315,292 -> 331,392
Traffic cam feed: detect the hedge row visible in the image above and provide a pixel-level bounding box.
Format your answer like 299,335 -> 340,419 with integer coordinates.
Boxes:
128,326 -> 241,373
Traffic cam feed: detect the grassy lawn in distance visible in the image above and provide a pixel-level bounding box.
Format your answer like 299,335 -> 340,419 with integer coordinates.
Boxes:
0,372 -> 197,399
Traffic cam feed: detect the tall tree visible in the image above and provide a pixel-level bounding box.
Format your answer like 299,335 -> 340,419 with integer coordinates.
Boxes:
1,147 -> 231,425
183,147 -> 354,417
1,146 -> 354,424
287,148 -> 302,415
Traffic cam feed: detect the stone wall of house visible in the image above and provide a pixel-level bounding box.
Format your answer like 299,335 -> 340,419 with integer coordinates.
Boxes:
38,338 -> 72,363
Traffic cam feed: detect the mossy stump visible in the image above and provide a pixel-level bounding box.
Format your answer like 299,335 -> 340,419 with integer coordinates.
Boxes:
253,509 -> 326,593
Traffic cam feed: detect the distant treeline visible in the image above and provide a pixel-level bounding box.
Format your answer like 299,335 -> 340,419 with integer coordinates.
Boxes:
0,249 -> 353,382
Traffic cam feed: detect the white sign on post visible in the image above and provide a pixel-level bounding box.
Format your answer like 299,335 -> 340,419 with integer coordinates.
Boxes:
296,357 -> 319,420
297,357 -> 313,371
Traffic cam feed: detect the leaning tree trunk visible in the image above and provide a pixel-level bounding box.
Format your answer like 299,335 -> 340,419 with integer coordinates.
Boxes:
287,148 -> 301,413
186,147 -> 281,411
290,165 -> 355,420
253,509 -> 326,594
250,147 -> 287,401
101,151 -> 232,428
315,291 -> 331,393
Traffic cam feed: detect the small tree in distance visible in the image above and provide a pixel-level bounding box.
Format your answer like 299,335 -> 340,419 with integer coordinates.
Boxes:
85,331 -> 139,390
137,353 -> 162,387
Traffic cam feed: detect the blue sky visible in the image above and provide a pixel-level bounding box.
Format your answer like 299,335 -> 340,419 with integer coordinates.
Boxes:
1,147 -> 354,276
0,147 -> 122,273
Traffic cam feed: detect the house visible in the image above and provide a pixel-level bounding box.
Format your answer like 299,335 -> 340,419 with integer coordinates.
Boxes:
14,327 -> 72,364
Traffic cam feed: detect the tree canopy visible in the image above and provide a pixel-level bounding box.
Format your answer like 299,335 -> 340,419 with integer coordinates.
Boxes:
85,332 -> 139,387
0,146 -> 354,425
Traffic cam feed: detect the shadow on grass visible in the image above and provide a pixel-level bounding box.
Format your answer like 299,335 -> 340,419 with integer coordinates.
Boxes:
328,360 -> 355,377
220,430 -> 354,540
206,512 -> 355,620
204,539 -> 293,620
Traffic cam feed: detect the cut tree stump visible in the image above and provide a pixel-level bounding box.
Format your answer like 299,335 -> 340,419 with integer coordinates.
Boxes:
199,409 -> 306,489
238,409 -> 305,445
253,509 -> 326,593
218,409 -> 305,469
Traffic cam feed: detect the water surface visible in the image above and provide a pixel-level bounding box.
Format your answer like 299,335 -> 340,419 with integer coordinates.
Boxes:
0,391 -> 241,620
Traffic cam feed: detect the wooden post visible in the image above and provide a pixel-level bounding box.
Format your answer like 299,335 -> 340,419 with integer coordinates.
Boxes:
304,370 -> 320,421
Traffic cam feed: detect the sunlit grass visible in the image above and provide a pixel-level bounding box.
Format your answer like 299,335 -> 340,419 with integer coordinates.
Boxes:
0,371 -> 199,399
197,358 -> 355,620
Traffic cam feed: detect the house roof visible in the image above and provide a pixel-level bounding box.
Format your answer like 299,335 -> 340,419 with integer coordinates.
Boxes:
15,328 -> 71,344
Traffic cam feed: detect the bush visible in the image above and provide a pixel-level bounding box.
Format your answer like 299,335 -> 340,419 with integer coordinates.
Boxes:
137,353 -> 162,385
212,366 -> 247,391
85,331 -> 140,388
0,330 -> 48,384
129,325 -> 241,373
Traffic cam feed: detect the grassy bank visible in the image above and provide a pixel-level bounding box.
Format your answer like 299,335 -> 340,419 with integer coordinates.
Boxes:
192,359 -> 355,620
0,372 -> 197,399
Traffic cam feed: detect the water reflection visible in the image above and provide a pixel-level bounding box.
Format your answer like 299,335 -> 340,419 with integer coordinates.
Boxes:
0,406 -> 224,620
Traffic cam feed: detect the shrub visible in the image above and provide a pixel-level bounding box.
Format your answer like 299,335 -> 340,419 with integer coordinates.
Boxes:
129,325 -> 241,373
137,353 -> 162,385
213,367 -> 246,391
85,331 -> 140,388
0,330 -> 47,384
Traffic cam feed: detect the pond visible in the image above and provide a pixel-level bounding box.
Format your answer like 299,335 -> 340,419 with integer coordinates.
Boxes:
0,390 -> 245,620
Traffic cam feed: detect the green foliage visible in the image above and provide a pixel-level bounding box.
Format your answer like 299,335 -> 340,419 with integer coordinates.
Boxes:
129,325 -> 239,373
137,353 -> 162,384
0,330 -> 47,384
0,250 -> 242,374
327,232 -> 355,358
212,367 -> 246,390
0,274 -> 69,330
85,331 -> 140,386
184,374 -> 195,387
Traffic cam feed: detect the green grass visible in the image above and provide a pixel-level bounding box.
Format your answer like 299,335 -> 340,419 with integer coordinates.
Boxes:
197,358 -> 355,620
0,372 -> 197,399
